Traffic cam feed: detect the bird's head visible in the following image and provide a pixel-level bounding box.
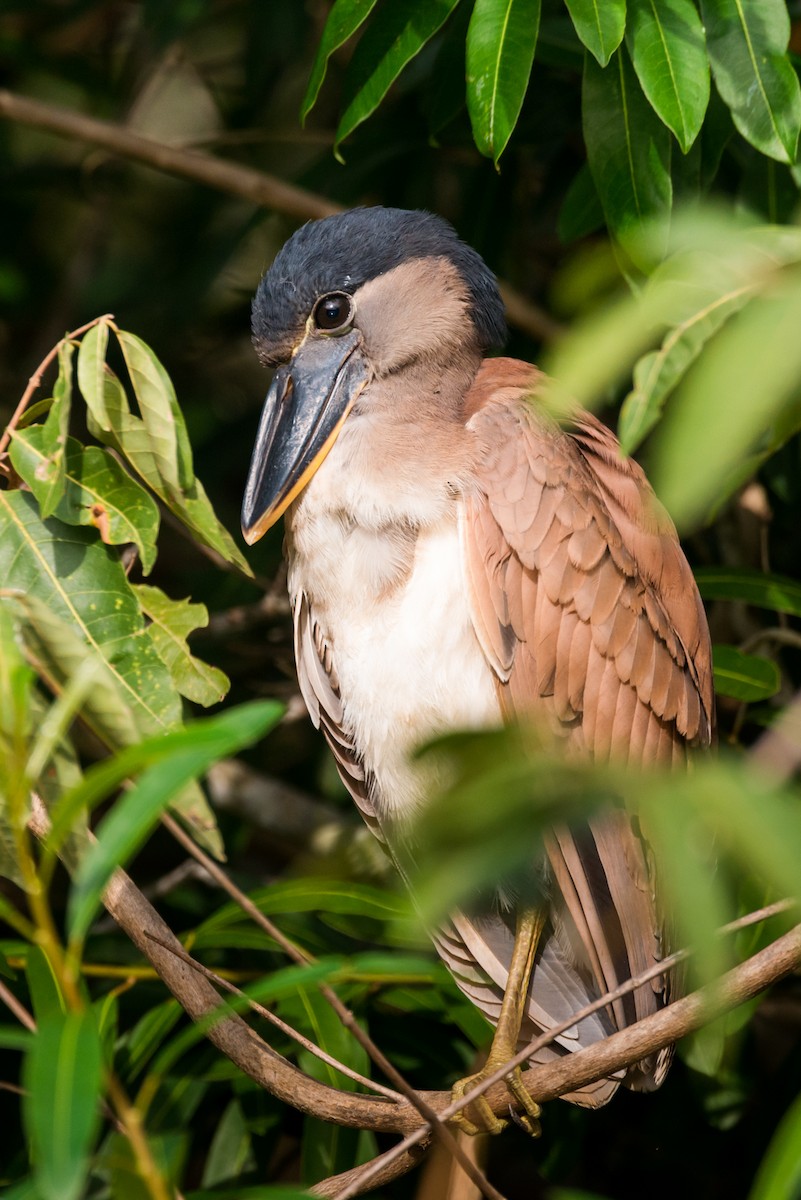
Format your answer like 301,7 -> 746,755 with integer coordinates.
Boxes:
241,207 -> 506,544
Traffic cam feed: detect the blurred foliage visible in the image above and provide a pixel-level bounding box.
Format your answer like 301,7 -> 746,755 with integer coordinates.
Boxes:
2,1 -> 801,1198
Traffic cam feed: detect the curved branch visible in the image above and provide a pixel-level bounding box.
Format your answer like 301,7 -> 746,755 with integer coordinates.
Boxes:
85,838 -> 801,1134
0,89 -> 561,343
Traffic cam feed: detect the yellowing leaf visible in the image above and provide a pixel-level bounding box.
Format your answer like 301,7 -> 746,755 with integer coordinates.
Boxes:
134,584 -> 229,707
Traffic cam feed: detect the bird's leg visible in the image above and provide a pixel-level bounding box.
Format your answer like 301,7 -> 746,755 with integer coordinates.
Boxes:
451,906 -> 546,1137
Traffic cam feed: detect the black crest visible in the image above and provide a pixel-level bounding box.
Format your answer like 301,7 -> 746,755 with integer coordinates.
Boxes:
252,207 -> 507,356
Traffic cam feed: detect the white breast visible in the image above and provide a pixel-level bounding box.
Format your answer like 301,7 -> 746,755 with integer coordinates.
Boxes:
288,494 -> 501,825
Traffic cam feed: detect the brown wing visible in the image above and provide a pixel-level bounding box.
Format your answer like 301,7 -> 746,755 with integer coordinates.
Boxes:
454,358 -> 714,1101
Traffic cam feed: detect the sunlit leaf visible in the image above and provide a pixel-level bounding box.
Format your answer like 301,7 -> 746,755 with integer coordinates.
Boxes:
582,48 -> 672,264
301,0 -> 380,122
335,0 -> 460,156
564,0 -> 625,67
67,700 -> 282,942
618,284 -> 753,452
78,322 -> 251,575
701,0 -> 801,164
3,580 -> 221,858
625,0 -> 709,152
466,0 -> 541,164
712,645 -> 781,702
10,431 -> 160,574
695,567 -> 801,618
0,496 -> 179,731
133,584 -> 229,706
651,269 -> 801,525
23,1010 -> 103,1200
35,341 -> 73,519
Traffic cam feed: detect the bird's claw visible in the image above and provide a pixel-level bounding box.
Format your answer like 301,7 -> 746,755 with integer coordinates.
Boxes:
450,1065 -> 541,1137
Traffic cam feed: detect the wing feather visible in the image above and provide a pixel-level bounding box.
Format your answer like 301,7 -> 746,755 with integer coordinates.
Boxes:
457,359 -> 714,1102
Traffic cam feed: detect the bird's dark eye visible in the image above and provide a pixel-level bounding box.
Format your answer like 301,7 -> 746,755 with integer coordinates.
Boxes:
312,292 -> 354,332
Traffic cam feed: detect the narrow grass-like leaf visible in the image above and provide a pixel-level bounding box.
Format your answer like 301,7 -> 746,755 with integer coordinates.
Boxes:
46,703 -> 281,860
564,0 -> 625,67
23,1010 -> 103,1200
201,1099 -> 256,1188
35,341 -> 73,519
466,0 -> 541,164
335,0 -> 460,156
618,284 -> 753,452
651,269 -> 801,525
749,1087 -> 801,1200
712,645 -> 781,702
626,0 -> 709,152
116,330 -> 194,493
133,584 -> 228,706
701,0 -> 801,164
695,567 -> 801,617
10,431 -> 160,574
25,946 -> 66,1023
582,48 -> 672,264
67,701 -> 281,942
301,0 -> 379,122
281,987 -> 368,1183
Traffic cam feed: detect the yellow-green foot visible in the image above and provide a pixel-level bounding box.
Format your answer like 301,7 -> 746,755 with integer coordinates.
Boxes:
450,1063 -> 541,1137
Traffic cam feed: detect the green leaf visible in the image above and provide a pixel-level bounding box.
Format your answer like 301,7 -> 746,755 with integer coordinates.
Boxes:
466,0 -> 541,164
625,0 -> 709,152
712,644 -> 781,701
67,701 -> 282,942
78,322 -> 251,575
701,0 -> 801,164
132,584 -> 229,706
651,266 -> 801,525
25,946 -> 66,1023
558,163 -> 605,243
695,567 -> 801,617
35,341 -> 73,519
301,0 -> 380,122
618,283 -> 753,452
749,1087 -> 801,1200
335,0 -> 460,156
0,495 -> 180,733
10,431 -> 160,575
564,0 -> 625,67
201,1099 -> 256,1188
582,48 -> 672,264
23,1009 -> 103,1200
280,986 -> 369,1183
0,515 -> 222,858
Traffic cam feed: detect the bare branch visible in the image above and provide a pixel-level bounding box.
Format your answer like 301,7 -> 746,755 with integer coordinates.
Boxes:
311,1141 -> 432,1198
0,313 -> 114,458
0,89 -> 561,344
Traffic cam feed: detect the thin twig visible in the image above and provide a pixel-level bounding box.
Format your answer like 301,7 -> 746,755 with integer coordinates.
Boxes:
142,929 -> 403,1102
0,979 -> 36,1032
0,313 -> 114,458
0,90 -> 561,344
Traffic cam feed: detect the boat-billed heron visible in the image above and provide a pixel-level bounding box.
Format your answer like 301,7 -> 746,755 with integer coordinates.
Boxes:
241,207 -> 714,1132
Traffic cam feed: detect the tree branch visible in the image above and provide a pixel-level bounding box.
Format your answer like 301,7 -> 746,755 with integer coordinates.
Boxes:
0,89 -> 562,344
